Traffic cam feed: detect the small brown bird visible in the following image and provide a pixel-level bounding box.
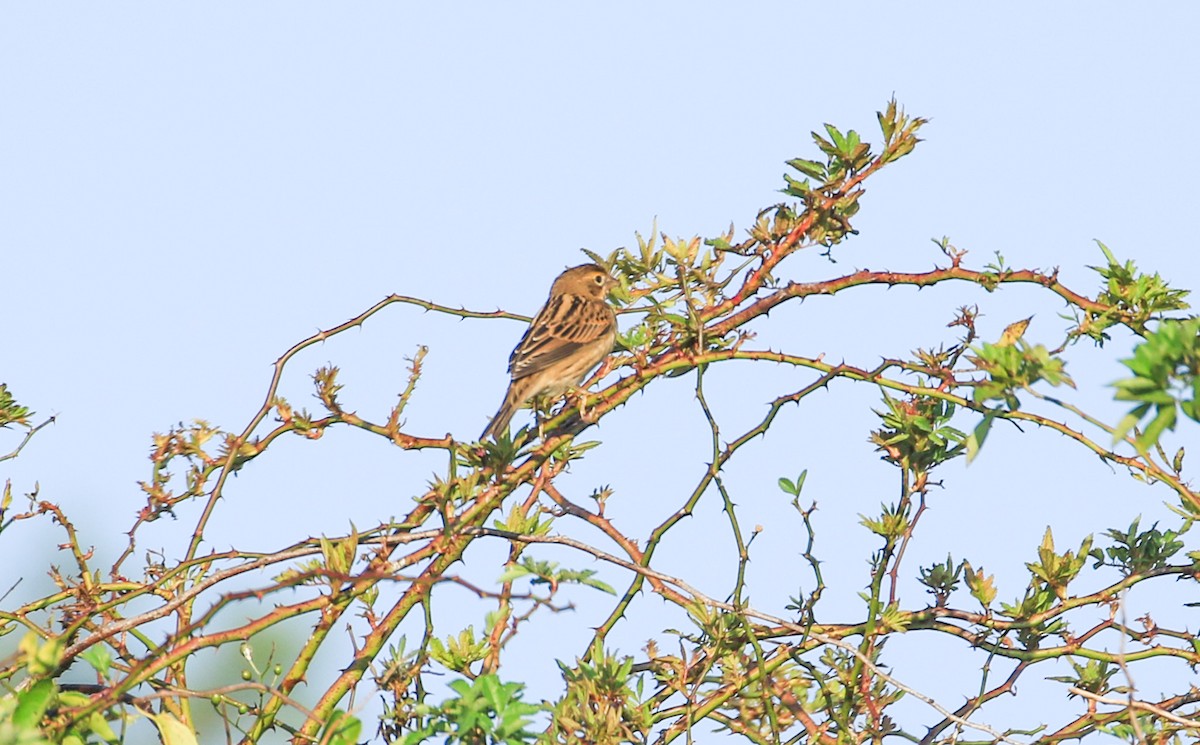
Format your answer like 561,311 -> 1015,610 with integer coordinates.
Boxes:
482,263 -> 618,440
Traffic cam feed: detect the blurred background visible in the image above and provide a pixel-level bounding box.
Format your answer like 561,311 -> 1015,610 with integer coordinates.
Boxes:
3,4 -> 1199,740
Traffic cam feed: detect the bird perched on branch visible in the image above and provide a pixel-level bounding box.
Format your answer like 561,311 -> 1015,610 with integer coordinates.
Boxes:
481,263 -> 617,440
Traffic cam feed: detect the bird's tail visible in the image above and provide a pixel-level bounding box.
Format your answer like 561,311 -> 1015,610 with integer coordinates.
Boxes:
481,397 -> 517,441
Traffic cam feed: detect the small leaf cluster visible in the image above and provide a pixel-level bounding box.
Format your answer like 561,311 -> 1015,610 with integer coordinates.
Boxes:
962,561 -> 997,608
275,528 -> 362,589
998,582 -> 1064,648
777,470 -> 808,498
141,418 -> 250,520
1101,714 -> 1192,745
969,338 -> 1073,410
1049,658 -> 1118,697
721,660 -> 813,739
782,100 -> 924,248
0,384 -> 31,429
1083,241 -> 1190,340
1025,527 -> 1093,600
917,554 -> 963,607
996,528 -> 1092,646
806,646 -> 903,736
783,123 -> 869,195
608,229 -> 732,357
860,501 -> 910,542
979,251 -> 1014,290
781,125 -> 866,247
547,643 -> 651,745
870,393 -> 965,473
1092,518 -> 1187,575
401,675 -> 543,745
498,557 -> 615,595
429,627 -> 489,674
313,365 -> 346,411
493,502 -> 553,537
679,599 -> 754,651
1113,316 -> 1200,452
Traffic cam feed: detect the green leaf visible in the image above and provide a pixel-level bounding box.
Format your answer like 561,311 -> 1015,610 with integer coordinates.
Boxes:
1137,405 -> 1177,452
323,710 -> 363,745
824,123 -> 847,151
79,645 -> 112,678
877,105 -> 896,141
786,158 -> 826,180
1112,407 -> 1148,443
965,414 -> 995,464
963,561 -> 997,607
13,679 -> 55,728
149,713 -> 200,745
496,564 -> 531,584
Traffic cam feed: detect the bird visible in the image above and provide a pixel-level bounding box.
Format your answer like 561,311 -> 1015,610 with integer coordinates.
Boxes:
481,263 -> 618,440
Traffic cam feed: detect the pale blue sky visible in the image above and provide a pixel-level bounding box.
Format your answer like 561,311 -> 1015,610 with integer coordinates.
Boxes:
3,4 -> 1199,740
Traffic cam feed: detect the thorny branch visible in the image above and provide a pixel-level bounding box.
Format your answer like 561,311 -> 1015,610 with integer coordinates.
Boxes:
3,102 -> 1199,744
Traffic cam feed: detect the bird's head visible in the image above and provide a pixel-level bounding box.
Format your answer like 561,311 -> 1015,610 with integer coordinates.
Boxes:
552,263 -> 616,301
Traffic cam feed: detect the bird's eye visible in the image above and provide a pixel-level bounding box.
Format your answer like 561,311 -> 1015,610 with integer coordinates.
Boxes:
594,275 -> 605,285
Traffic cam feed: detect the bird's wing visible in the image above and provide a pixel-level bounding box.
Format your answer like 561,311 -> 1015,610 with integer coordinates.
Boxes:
508,294 -> 615,379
